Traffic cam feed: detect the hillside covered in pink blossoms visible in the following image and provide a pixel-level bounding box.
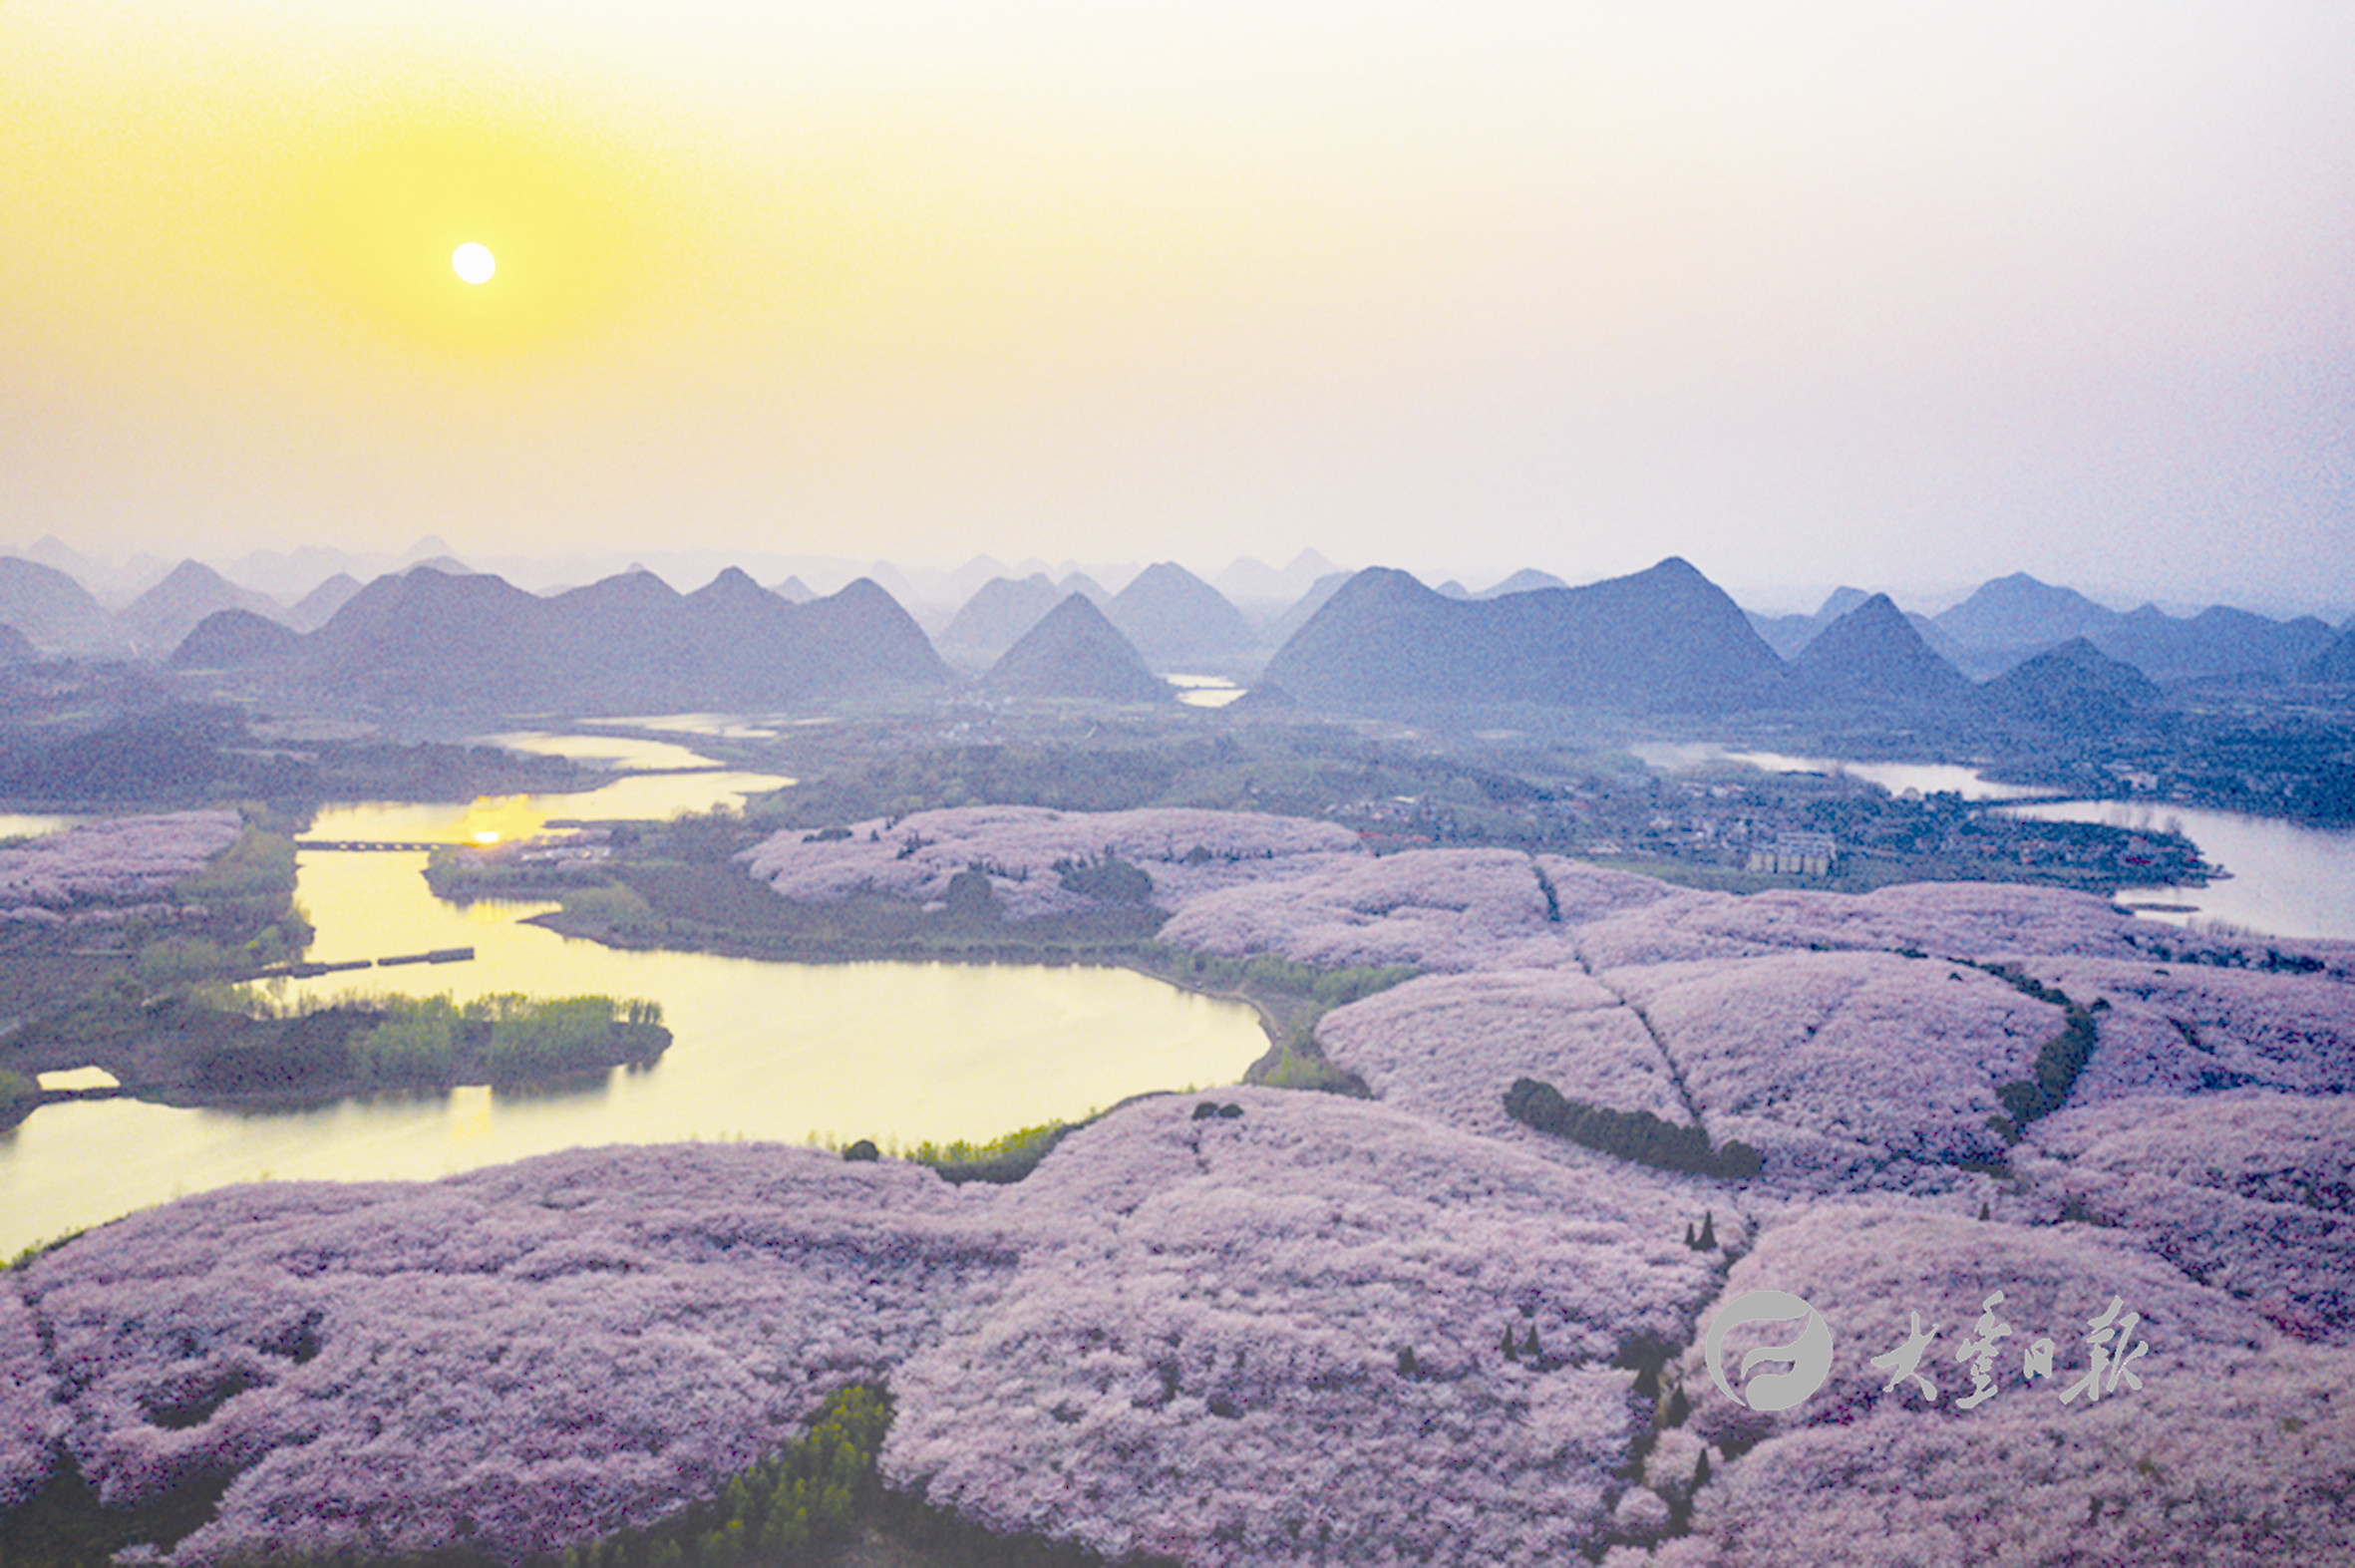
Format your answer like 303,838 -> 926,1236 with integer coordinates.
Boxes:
7,805 -> 2355,1565
0,810 -> 240,925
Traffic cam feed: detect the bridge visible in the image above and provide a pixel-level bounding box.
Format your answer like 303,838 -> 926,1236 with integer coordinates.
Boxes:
295,839 -> 453,852
255,947 -> 475,979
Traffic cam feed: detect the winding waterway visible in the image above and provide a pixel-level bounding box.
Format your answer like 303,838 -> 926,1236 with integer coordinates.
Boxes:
0,765 -> 1265,1257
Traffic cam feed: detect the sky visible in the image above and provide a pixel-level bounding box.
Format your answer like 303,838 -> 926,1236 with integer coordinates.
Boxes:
4,2 -> 2351,615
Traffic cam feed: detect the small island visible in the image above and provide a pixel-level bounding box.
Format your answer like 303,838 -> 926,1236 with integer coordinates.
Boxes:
0,988 -> 669,1125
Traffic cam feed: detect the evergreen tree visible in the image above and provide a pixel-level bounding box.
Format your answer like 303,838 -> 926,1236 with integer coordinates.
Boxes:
1697,1211 -> 1718,1249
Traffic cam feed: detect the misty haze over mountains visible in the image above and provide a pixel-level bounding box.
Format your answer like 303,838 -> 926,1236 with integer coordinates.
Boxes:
6,538 -> 2355,717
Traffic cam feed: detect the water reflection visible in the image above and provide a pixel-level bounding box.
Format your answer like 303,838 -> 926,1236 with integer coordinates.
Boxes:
480,732 -> 730,771
306,769 -> 793,847
582,713 -> 792,740
2,772 -> 1262,1255
1165,674 -> 1246,709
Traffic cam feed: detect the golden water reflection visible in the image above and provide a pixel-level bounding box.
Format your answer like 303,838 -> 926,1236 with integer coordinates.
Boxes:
2,787 -> 1262,1255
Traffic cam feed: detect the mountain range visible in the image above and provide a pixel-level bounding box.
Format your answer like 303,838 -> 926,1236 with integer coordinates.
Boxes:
1757,572 -> 2336,683
283,566 -> 949,711
10,540 -> 2355,723
1259,557 -> 1790,714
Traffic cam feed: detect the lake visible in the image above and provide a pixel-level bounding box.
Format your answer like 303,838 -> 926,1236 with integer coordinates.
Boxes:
2000,798 -> 2355,943
0,774 -> 1266,1257
1640,744 -> 2355,941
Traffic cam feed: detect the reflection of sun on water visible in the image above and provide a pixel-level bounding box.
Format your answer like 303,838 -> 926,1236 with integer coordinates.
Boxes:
440,796 -> 550,845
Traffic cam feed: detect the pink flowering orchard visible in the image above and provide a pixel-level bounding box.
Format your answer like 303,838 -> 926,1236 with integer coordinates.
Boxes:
0,810 -> 241,921
5,806 -> 2354,1564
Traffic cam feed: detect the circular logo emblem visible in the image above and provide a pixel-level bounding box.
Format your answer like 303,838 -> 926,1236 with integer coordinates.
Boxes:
1704,1290 -> 1836,1412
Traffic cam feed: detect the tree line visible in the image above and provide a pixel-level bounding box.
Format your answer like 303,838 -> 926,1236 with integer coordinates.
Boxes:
1503,1077 -> 1763,1180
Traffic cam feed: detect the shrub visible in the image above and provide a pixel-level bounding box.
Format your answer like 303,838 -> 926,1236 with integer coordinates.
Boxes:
484,997 -> 632,1084
350,1004 -> 461,1088
1055,856 -> 1156,903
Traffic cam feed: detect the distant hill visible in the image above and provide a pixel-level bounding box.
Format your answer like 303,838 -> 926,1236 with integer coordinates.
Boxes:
1971,637 -> 2161,736
938,554 -> 1014,606
1747,585 -> 1871,658
1474,568 -> 1570,599
797,578 -> 953,693
1745,572 -> 2331,684
2098,604 -> 2336,683
938,575 -> 1061,668
538,569 -> 709,709
1214,549 -> 1344,609
1795,593 -> 1971,705
770,576 -> 817,604
1107,562 -> 1258,669
290,573 -> 365,631
1259,557 -> 1789,714
19,535 -> 101,581
857,560 -> 922,607
684,568 -> 821,701
170,608 -> 301,669
217,544 -> 377,600
0,622 -> 37,664
117,560 -> 285,656
0,556 -> 110,651
1935,572 -> 2116,650
2306,627 -> 2355,683
983,594 -> 1170,703
305,568 -> 557,708
1261,571 -> 1353,650
296,566 -> 947,710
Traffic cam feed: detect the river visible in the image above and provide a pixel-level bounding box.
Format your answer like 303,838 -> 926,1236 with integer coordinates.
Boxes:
0,756 -> 1265,1257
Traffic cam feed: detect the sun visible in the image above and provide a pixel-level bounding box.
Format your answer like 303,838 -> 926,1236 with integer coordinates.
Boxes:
295,107 -> 668,354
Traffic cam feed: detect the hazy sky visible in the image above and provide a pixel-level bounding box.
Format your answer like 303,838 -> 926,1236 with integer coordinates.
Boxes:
5,2 -> 2351,613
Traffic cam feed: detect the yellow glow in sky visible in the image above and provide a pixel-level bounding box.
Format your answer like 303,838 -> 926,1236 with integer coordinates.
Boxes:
299,112 -> 650,354
3,1 -> 2351,607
